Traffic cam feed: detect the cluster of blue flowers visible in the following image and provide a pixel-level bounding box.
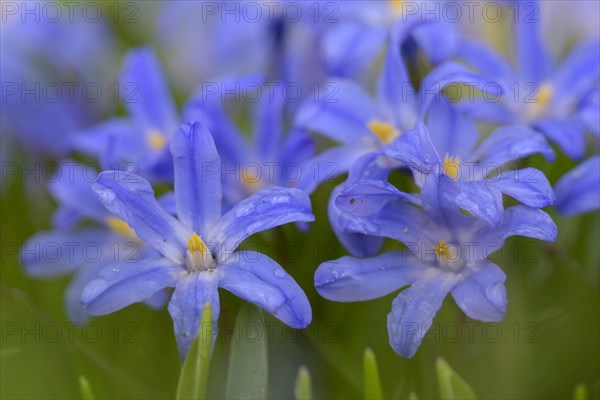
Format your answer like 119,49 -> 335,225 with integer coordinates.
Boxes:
8,0 -> 598,362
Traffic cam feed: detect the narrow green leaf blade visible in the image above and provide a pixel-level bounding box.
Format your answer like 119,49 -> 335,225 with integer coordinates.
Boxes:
294,366 -> 312,400
78,375 -> 95,400
573,383 -> 587,400
364,348 -> 383,400
225,304 -> 268,400
408,392 -> 419,400
436,357 -> 477,400
176,304 -> 214,400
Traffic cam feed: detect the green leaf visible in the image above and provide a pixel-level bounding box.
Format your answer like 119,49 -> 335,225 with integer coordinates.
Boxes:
78,376 -> 95,400
294,366 -> 312,400
436,358 -> 477,400
364,348 -> 383,400
573,383 -> 587,400
225,304 -> 268,400
176,304 -> 214,400
408,392 -> 418,400
0,347 -> 20,360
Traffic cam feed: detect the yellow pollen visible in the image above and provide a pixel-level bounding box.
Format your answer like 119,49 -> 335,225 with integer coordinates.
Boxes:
443,153 -> 461,180
433,241 -> 452,262
389,0 -> 404,16
106,216 -> 137,239
367,120 -> 400,144
536,83 -> 553,108
147,130 -> 167,151
187,233 -> 207,256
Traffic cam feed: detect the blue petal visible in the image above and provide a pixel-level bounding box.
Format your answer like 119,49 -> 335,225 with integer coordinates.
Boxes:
579,85 -> 600,137
208,187 -> 314,259
65,263 -> 106,323
93,171 -> 190,263
456,39 -> 515,83
425,98 -> 478,160
534,117 -> 587,160
168,271 -> 220,363
552,38 -> 600,111
336,180 -> 420,217
120,47 -> 178,134
51,206 -> 83,230
418,61 -> 501,118
83,257 -> 182,315
47,161 -> 108,223
254,89 -> 284,160
21,229 -> 109,277
170,122 -> 222,236
315,251 -> 422,302
451,262 -> 507,322
475,205 -> 557,259
295,79 -> 380,144
454,99 -> 516,125
328,184 -> 384,258
412,21 -> 459,65
383,122 -> 440,173
475,124 -> 556,167
554,156 -> 600,216
296,145 -> 369,195
493,167 -> 555,208
219,251 -> 311,328
387,268 -> 460,358
515,3 -> 552,82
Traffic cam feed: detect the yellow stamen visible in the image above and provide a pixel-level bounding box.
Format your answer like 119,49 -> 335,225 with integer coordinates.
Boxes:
525,83 -> 553,121
367,120 -> 400,144
443,154 -> 461,180
241,168 -> 262,194
147,130 -> 167,151
433,241 -> 453,262
187,233 -> 207,256
536,83 -> 553,108
389,0 -> 404,17
106,216 -> 137,239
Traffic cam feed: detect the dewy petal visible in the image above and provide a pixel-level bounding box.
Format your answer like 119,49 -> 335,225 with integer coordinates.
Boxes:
554,156 -> 600,216
120,47 -> 178,134
451,261 -> 507,322
219,251 -> 311,329
387,268 -> 460,358
328,184 -> 384,258
170,122 -> 222,236
474,205 -> 557,259
93,171 -> 190,263
383,122 -> 440,174
514,5 -> 552,82
294,79 -> 381,144
425,98 -> 478,160
534,117 -> 587,160
208,187 -> 314,260
315,251 -> 423,302
21,229 -> 111,277
336,180 -> 420,218
83,257 -> 182,315
492,168 -> 555,208
168,271 -> 220,363
475,124 -> 556,167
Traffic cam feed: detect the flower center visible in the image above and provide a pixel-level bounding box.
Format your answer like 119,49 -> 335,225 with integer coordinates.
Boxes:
187,233 -> 215,272
367,120 -> 400,144
442,154 -> 461,180
147,129 -> 167,151
389,0 -> 404,17
524,83 -> 553,121
242,167 -> 262,194
106,216 -> 138,240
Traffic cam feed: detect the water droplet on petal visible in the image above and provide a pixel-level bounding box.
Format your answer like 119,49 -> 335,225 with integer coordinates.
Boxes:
273,269 -> 285,278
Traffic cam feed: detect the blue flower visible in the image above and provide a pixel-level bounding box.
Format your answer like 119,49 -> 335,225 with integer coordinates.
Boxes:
457,0 -> 600,159
315,177 -> 557,358
183,76 -> 315,207
20,161 -> 167,323
82,122 -> 314,361
71,47 -> 179,181
554,155 -> 600,216
381,101 -> 556,225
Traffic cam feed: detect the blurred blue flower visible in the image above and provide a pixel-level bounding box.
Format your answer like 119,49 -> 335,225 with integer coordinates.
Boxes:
20,162 -> 168,323
382,102 -> 556,225
82,122 -> 314,361
71,47 -> 179,182
315,177 -> 557,358
457,0 -> 600,159
554,155 -> 600,216
184,77 -> 315,207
